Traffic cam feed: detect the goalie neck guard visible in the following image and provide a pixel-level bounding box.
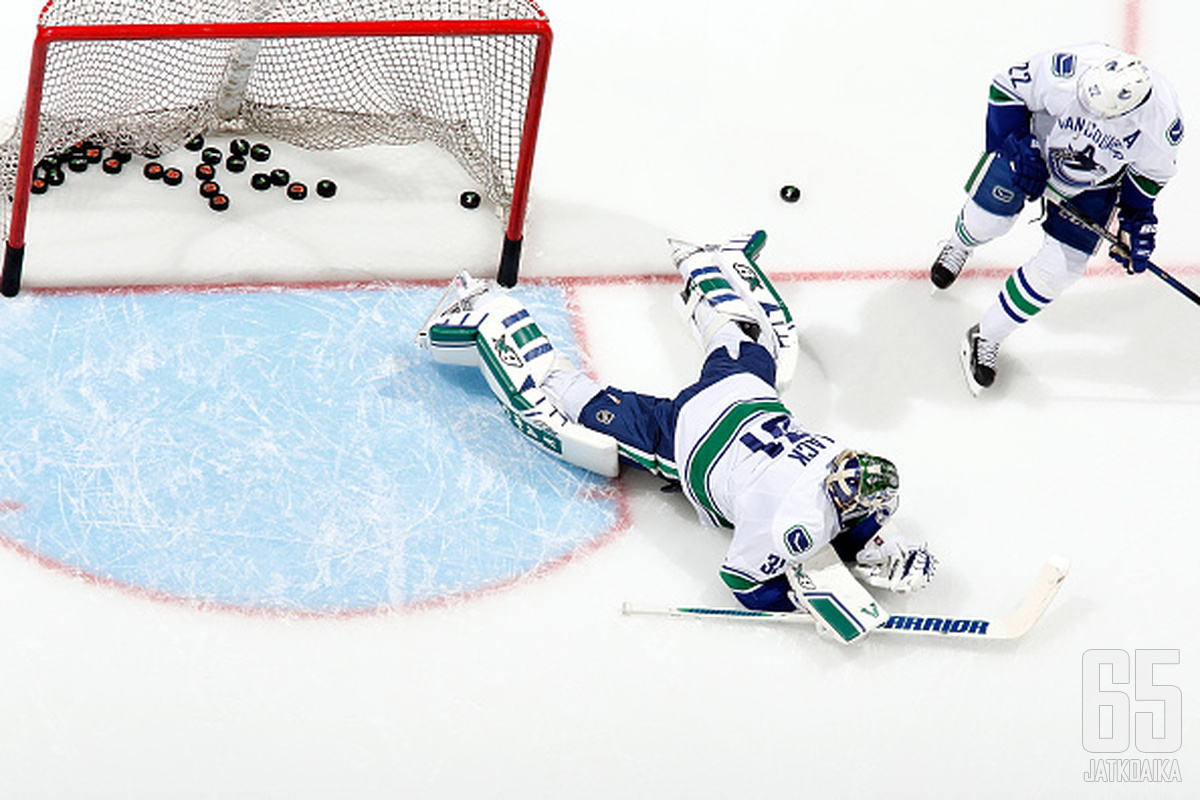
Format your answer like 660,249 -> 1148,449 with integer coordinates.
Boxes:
825,449 -> 899,524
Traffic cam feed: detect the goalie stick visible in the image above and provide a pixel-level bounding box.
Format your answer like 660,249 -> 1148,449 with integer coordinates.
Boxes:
1046,187 -> 1200,308
622,556 -> 1069,641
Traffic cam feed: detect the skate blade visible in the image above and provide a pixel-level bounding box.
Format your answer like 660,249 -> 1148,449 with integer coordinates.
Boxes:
959,338 -> 983,397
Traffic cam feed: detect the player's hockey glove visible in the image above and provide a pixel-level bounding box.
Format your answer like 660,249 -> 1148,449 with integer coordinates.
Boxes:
851,529 -> 937,594
1113,209 -> 1157,274
999,130 -> 1048,201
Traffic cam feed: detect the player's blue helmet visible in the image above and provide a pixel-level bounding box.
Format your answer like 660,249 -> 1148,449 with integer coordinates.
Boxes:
825,449 -> 899,523
1078,55 -> 1151,118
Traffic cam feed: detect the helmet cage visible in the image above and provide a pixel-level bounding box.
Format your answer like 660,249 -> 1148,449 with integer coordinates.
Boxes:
825,449 -> 899,522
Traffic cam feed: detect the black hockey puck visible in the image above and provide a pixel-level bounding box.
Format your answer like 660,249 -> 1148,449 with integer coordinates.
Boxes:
270,168 -> 290,186
143,161 -> 165,180
199,180 -> 221,199
84,147 -> 103,164
195,163 -> 217,181
249,143 -> 272,162
201,147 -> 223,166
208,193 -> 230,212
111,149 -> 133,164
67,156 -> 89,173
185,134 -> 205,151
316,179 -> 337,198
225,155 -> 247,173
286,182 -> 308,200
229,139 -> 250,157
102,157 -> 123,174
31,177 -> 48,194
250,172 -> 273,191
39,155 -> 63,171
162,167 -> 184,186
45,168 -> 65,186
779,184 -> 801,203
459,190 -> 481,209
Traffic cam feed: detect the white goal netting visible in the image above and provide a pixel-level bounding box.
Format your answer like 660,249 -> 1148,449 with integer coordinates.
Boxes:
1,0 -> 549,243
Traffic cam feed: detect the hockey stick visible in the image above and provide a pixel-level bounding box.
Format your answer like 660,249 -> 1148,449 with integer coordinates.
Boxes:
1046,187 -> 1200,307
622,556 -> 1069,641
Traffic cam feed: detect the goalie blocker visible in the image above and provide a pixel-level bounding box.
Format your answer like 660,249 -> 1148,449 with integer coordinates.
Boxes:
417,273 -> 619,477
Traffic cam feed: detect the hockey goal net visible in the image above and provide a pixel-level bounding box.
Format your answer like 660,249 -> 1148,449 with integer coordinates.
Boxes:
0,0 -> 552,295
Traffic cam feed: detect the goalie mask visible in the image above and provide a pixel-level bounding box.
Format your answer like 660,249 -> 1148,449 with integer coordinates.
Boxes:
1077,55 -> 1151,118
825,449 -> 899,524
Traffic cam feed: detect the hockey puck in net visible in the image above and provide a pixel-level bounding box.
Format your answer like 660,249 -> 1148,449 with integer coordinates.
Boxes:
31,177 -> 48,195
208,193 -> 230,212
286,182 -> 308,201
44,168 -> 65,186
779,185 -> 801,203
162,168 -> 184,186
316,179 -> 337,198
143,161 -> 165,180
195,163 -> 217,181
67,156 -> 89,173
250,143 -> 272,162
84,147 -> 104,164
111,149 -> 133,164
102,157 -> 123,175
459,191 -> 481,209
250,172 -> 272,191
185,134 -> 205,152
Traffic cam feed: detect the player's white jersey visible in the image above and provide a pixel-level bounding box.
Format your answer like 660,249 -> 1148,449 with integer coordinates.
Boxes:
673,370 -> 843,588
991,42 -> 1184,199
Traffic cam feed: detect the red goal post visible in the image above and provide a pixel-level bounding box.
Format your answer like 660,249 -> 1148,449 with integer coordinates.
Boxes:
0,0 -> 553,296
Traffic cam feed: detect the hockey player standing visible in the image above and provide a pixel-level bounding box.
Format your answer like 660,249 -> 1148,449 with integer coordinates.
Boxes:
418,232 -> 936,639
930,42 -> 1184,393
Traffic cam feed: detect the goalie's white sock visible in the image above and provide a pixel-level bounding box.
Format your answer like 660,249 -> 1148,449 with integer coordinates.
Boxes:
542,368 -> 604,424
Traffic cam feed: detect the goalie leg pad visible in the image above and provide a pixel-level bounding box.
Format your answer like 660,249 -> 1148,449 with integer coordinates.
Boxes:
472,306 -> 619,477
669,231 -> 798,390
716,232 -> 798,390
417,270 -> 495,367
418,273 -> 619,477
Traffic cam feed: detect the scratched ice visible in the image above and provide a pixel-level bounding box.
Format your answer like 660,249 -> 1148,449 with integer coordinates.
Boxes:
0,285 -> 620,612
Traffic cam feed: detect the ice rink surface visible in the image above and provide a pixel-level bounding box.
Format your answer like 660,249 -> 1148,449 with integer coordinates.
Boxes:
1,1 -> 1198,798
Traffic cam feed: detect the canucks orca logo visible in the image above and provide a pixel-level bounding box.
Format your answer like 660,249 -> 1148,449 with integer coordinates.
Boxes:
492,334 -> 524,368
732,261 -> 763,291
1048,143 -> 1107,188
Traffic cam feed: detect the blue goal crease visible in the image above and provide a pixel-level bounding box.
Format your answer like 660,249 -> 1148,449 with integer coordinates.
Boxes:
0,285 -> 619,613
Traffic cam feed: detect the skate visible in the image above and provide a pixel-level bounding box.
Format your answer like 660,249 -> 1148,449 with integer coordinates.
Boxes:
416,270 -> 493,348
931,240 -> 971,290
960,324 -> 999,396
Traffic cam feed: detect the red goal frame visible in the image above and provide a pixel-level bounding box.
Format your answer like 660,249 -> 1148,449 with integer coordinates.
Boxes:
1,15 -> 552,296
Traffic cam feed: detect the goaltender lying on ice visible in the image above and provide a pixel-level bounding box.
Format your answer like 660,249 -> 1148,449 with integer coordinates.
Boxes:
417,230 -> 945,644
